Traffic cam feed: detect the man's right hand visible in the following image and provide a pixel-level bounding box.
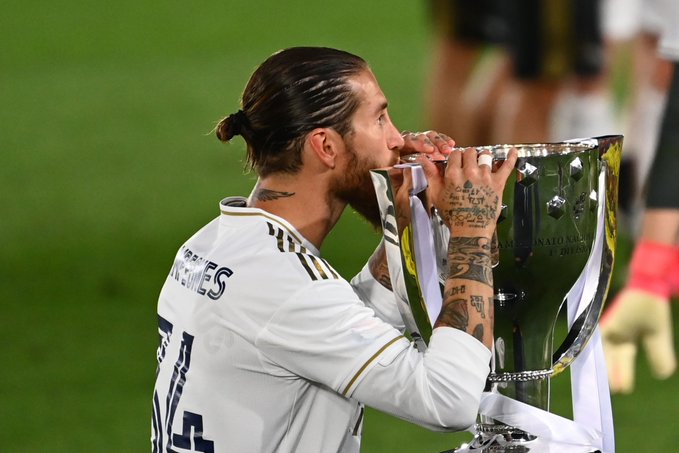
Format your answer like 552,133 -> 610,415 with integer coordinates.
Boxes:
415,147 -> 517,349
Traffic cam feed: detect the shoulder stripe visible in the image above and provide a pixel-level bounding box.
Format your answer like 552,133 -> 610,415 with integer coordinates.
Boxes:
266,222 -> 339,281
308,254 -> 329,280
308,255 -> 339,279
223,210 -> 304,244
321,258 -> 339,279
296,253 -> 318,280
341,335 -> 405,397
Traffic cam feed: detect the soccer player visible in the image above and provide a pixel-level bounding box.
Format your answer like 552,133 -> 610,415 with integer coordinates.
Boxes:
601,1 -> 679,394
150,46 -> 517,453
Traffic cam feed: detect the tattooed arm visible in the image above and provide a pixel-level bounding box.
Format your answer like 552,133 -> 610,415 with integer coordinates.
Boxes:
435,235 -> 495,349
368,240 -> 393,291
417,147 -> 517,350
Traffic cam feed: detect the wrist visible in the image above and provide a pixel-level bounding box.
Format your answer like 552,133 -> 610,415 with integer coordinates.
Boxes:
626,240 -> 676,299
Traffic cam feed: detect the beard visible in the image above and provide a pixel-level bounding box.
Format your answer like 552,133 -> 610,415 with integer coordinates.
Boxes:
332,142 -> 384,230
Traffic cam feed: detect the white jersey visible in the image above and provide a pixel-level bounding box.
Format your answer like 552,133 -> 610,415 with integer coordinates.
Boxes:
151,197 -> 491,453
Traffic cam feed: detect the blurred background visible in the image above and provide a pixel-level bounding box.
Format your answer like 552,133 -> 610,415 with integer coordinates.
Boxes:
1,0 -> 676,451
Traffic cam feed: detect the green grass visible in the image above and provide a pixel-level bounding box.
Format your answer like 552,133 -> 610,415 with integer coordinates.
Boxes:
1,1 -> 677,451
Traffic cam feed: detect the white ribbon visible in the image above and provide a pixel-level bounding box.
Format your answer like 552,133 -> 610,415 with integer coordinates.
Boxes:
563,169 -> 615,453
407,165 -> 443,326
476,169 -> 614,452
475,392 -> 602,452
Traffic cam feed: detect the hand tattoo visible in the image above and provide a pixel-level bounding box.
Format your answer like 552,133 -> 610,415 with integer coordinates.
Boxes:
440,180 -> 499,229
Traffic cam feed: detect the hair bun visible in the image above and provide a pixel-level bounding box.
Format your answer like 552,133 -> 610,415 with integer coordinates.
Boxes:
216,110 -> 248,142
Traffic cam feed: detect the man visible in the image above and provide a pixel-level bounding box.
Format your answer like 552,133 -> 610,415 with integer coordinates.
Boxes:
602,0 -> 679,394
151,46 -> 517,453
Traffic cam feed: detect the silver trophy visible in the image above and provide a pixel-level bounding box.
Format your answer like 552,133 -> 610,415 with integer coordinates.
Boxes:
370,135 -> 622,451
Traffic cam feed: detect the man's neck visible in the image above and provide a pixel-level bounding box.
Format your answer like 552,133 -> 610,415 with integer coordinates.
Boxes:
248,175 -> 346,250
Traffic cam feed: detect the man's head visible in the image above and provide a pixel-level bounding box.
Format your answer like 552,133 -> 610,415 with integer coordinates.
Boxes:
330,69 -> 404,227
216,47 -> 370,177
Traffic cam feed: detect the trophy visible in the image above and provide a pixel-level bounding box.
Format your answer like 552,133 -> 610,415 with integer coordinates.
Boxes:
370,135 -> 622,452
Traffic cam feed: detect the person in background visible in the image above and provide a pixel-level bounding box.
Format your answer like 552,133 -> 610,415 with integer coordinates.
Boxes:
601,0 -> 674,231
425,0 -> 618,147
493,0 -> 617,144
425,0 -> 509,146
601,0 -> 679,394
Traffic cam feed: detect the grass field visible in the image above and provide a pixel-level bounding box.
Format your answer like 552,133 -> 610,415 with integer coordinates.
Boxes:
1,1 -> 677,451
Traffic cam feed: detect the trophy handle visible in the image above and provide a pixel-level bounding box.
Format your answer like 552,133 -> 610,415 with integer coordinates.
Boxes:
550,135 -> 621,375
370,165 -> 433,351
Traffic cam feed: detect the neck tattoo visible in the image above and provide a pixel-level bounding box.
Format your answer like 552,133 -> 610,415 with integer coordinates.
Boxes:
255,188 -> 295,201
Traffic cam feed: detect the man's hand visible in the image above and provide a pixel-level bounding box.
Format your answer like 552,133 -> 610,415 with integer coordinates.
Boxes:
419,147 -> 517,236
400,130 -> 455,162
601,289 -> 676,394
416,147 -> 517,349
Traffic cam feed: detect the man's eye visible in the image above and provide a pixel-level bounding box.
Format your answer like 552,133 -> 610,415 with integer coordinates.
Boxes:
378,114 -> 386,125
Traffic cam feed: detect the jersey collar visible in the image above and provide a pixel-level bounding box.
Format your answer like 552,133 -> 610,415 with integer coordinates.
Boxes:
219,197 -> 321,256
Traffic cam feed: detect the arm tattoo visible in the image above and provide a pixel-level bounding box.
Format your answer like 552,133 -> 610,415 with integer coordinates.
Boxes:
472,324 -> 484,342
434,298 -> 469,330
470,295 -> 486,319
369,245 -> 392,290
448,236 -> 493,287
254,188 -> 295,201
443,284 -> 466,299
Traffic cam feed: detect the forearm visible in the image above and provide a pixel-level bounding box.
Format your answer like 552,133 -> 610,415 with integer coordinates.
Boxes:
435,233 -> 495,350
352,258 -> 405,332
367,239 -> 392,291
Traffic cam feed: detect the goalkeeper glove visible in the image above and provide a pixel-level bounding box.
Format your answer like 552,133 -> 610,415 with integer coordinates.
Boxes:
601,241 -> 678,394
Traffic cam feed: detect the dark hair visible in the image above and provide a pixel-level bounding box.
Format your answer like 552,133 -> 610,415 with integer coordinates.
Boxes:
216,47 -> 369,177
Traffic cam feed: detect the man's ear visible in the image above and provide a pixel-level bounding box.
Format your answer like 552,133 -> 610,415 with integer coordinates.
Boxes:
307,128 -> 343,169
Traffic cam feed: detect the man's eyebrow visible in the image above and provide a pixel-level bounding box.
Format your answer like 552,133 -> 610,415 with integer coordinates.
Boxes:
376,101 -> 388,113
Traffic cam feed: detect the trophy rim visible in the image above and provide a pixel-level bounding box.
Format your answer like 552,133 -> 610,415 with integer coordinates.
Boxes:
401,140 -> 597,163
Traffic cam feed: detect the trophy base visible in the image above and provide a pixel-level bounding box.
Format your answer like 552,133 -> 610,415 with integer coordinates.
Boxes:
447,423 -> 535,452
443,423 -> 602,453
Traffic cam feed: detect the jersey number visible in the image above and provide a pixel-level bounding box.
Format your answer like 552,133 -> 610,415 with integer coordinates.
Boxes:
152,316 -> 215,453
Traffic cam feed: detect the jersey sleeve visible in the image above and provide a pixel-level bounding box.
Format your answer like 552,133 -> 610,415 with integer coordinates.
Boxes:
255,279 -> 491,432
350,262 -> 406,332
254,278 -> 407,394
350,327 -> 491,431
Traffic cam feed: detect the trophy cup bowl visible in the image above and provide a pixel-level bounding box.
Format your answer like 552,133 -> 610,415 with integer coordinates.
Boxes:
370,135 -> 622,450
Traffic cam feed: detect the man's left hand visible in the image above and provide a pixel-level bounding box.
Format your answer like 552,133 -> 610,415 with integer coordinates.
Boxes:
400,130 -> 454,161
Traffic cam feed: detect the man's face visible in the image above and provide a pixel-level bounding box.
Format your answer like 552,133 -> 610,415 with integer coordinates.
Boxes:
332,70 -> 404,228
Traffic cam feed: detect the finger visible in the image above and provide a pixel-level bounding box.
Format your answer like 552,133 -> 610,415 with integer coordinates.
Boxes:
396,162 -> 414,199
425,130 -> 455,155
643,302 -> 677,379
603,341 -> 637,394
444,144 -> 462,167
477,151 -> 493,173
413,153 -> 439,180
415,154 -> 443,198
401,131 -> 436,155
462,147 -> 479,169
494,147 -> 518,184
